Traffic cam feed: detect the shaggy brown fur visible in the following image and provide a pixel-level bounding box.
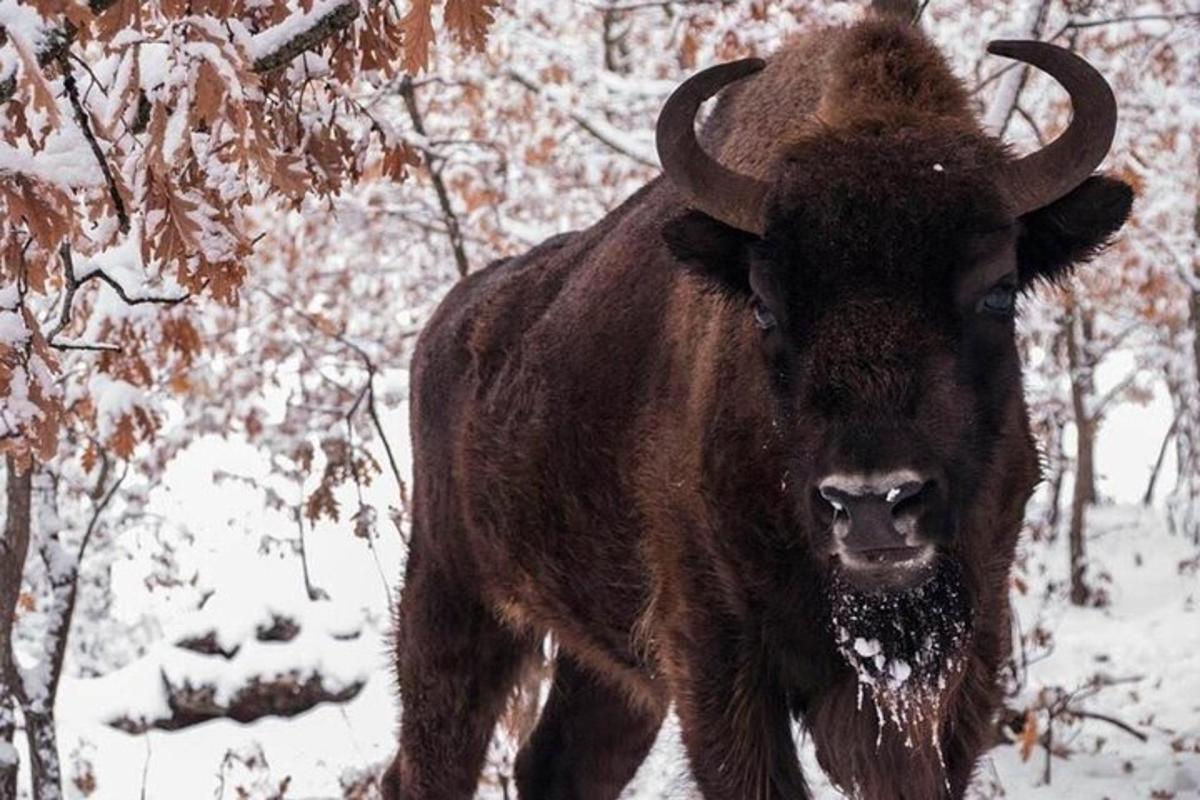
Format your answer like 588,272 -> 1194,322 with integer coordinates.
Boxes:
382,4 -> 1132,800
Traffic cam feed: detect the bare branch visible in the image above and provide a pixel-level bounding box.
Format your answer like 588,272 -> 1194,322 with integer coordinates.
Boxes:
48,243 -> 81,345
77,268 -> 191,306
367,382 -> 409,511
1014,104 -> 1048,147
1091,371 -> 1139,420
1144,411 -> 1181,506
256,287 -> 411,515
80,460 -> 128,562
1063,708 -> 1149,742
506,68 -> 658,167
1063,11 -> 1200,31
399,76 -> 471,277
49,340 -> 122,353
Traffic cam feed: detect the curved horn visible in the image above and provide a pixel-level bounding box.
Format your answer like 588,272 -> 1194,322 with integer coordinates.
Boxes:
656,58 -> 771,235
987,40 -> 1118,216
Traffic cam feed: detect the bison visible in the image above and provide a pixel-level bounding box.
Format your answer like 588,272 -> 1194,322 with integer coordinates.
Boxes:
383,1 -> 1133,798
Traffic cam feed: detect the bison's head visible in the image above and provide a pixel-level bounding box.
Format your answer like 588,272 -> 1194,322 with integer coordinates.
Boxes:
659,42 -> 1132,598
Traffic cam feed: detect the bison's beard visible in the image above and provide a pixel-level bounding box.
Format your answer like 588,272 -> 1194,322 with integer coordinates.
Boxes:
829,557 -> 971,735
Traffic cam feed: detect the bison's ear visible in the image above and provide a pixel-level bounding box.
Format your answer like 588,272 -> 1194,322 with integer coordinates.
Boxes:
663,210 -> 757,295
1016,175 -> 1134,287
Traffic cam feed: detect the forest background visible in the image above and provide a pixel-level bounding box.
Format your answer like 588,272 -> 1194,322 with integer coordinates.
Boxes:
1,0 -> 1198,797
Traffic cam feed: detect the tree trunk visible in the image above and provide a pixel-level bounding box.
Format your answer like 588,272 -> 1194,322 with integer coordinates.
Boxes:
983,0 -> 1052,135
1065,307 -> 1095,606
0,692 -> 13,800
1144,412 -> 1179,506
1078,313 -> 1101,506
1183,169 -> 1200,541
21,710 -> 60,800
1069,416 -> 1096,606
1168,155 -> 1200,542
1,457 -> 33,800
1045,445 -> 1066,534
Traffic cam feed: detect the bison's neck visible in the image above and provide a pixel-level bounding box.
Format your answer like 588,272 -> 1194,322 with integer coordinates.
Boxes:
806,670 -> 959,800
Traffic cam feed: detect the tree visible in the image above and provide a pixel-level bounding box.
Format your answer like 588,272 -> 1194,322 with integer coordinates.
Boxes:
1,1 -> 497,796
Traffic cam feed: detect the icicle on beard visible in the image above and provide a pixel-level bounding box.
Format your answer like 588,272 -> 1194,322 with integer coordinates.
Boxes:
829,556 -> 971,750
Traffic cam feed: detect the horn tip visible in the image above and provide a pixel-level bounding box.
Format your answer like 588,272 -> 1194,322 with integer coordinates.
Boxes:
987,39 -> 1028,57
729,57 -> 768,78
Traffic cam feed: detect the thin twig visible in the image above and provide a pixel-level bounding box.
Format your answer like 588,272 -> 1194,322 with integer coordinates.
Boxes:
49,340 -> 122,353
1143,411 -> 1181,506
48,243 -> 190,351
1014,104 -> 1049,147
1065,708 -> 1149,742
1063,11 -> 1200,30
398,76 -> 470,277
79,460 -> 128,562
257,287 -> 412,516
368,383 -> 409,509
140,733 -> 152,800
76,268 -> 190,306
506,68 -> 658,167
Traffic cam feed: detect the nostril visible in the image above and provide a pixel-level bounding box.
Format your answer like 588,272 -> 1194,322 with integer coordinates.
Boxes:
888,479 -> 934,518
818,486 -> 848,512
813,487 -> 844,523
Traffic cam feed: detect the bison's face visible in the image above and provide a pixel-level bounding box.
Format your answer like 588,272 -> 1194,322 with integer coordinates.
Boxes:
658,45 -> 1132,596
665,128 -> 1132,594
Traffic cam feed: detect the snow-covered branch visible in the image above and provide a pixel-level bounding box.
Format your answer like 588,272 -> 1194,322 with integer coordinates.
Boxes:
250,0 -> 362,73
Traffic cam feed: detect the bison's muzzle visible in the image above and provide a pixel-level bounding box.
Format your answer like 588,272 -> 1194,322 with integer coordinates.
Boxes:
818,470 -> 942,590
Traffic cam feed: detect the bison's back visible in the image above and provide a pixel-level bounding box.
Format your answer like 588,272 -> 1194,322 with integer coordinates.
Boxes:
408,183 -> 687,677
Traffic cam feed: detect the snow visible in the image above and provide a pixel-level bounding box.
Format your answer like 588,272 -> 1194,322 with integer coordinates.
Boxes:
0,740 -> 16,768
852,637 -> 881,658
0,1 -> 48,53
0,128 -> 105,189
31,429 -> 1197,800
247,0 -> 358,65
970,506 -> 1200,799
0,308 -> 30,347
87,374 -> 147,441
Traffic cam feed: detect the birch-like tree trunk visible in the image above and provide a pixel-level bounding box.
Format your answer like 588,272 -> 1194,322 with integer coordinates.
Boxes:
1,458 -> 33,800
983,0 -> 1052,136
1065,304 -> 1096,606
1168,158 -> 1200,543
1185,280 -> 1200,542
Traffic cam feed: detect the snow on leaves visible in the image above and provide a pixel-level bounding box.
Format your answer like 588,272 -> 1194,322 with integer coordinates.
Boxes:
0,0 -> 497,465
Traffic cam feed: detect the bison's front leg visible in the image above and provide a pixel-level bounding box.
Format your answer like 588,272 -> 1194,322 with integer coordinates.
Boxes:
665,616 -> 810,800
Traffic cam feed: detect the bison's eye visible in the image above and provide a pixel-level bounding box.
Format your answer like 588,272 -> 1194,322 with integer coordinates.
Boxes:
978,281 -> 1017,317
753,301 -> 777,331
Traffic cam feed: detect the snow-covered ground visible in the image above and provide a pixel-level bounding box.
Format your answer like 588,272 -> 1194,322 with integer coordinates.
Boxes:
18,434 -> 1200,798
